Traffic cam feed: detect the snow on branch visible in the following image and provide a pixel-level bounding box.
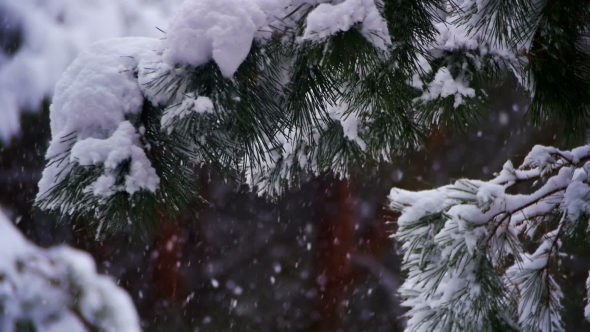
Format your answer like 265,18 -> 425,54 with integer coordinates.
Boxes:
161,0 -> 269,77
36,38 -> 162,212
0,0 -> 184,142
390,144 -> 590,332
301,0 -> 390,51
35,0 -> 590,230
0,211 -> 140,332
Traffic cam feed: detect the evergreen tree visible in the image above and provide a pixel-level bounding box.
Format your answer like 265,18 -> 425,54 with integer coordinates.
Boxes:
34,0 -> 590,329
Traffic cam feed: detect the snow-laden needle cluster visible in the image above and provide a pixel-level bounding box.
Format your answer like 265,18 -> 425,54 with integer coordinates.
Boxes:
391,144 -> 590,332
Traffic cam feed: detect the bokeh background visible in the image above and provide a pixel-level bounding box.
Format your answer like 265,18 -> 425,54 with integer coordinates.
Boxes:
1,1 -> 589,331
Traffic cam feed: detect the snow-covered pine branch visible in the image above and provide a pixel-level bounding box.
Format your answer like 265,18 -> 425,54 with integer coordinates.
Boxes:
390,144 -> 590,332
0,0 -> 184,142
0,211 -> 140,332
34,0 -> 590,230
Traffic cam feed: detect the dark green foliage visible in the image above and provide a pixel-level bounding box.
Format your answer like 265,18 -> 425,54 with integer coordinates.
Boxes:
36,102 -> 203,234
37,0 -> 590,231
526,0 -> 590,141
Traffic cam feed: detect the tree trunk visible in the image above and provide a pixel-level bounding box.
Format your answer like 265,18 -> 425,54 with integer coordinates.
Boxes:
312,178 -> 355,331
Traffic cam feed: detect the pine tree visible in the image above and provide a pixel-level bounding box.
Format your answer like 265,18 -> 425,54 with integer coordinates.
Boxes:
34,0 -> 590,329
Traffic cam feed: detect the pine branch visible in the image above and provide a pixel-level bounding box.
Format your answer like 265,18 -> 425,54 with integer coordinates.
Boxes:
36,0 -> 590,234
391,144 -> 590,331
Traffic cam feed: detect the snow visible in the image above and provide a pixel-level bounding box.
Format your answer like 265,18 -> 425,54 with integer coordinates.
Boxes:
138,0 -> 290,113
162,0 -> 392,77
391,144 -> 590,331
162,0 -> 269,77
506,226 -> 565,332
161,93 -> 215,131
475,182 -> 505,209
302,0 -> 391,52
0,210 -> 141,332
37,37 -> 160,203
390,187 -> 448,230
431,1 -> 522,60
35,0 -> 529,201
521,145 -> 562,173
71,121 -> 160,197
48,37 -> 157,140
563,180 -> 590,222
327,103 -> 366,150
409,0 -> 524,111
0,0 -> 183,143
417,67 -> 476,109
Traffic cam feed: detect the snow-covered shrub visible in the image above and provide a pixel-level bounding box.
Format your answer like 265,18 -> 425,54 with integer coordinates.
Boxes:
0,211 -> 141,332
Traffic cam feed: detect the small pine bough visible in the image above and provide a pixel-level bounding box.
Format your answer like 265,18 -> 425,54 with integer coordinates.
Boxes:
390,144 -> 590,332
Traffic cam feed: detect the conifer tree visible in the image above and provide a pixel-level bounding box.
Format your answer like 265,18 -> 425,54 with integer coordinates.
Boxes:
34,0 -> 590,329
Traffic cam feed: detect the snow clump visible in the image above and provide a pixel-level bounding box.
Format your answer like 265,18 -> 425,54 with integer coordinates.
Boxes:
0,210 -> 141,332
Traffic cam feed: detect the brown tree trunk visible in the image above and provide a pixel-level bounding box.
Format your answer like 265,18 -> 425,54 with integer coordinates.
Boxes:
312,178 -> 356,331
153,212 -> 185,303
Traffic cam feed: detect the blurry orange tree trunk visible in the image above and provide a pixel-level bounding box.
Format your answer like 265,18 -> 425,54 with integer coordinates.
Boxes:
312,178 -> 355,331
153,211 -> 185,303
